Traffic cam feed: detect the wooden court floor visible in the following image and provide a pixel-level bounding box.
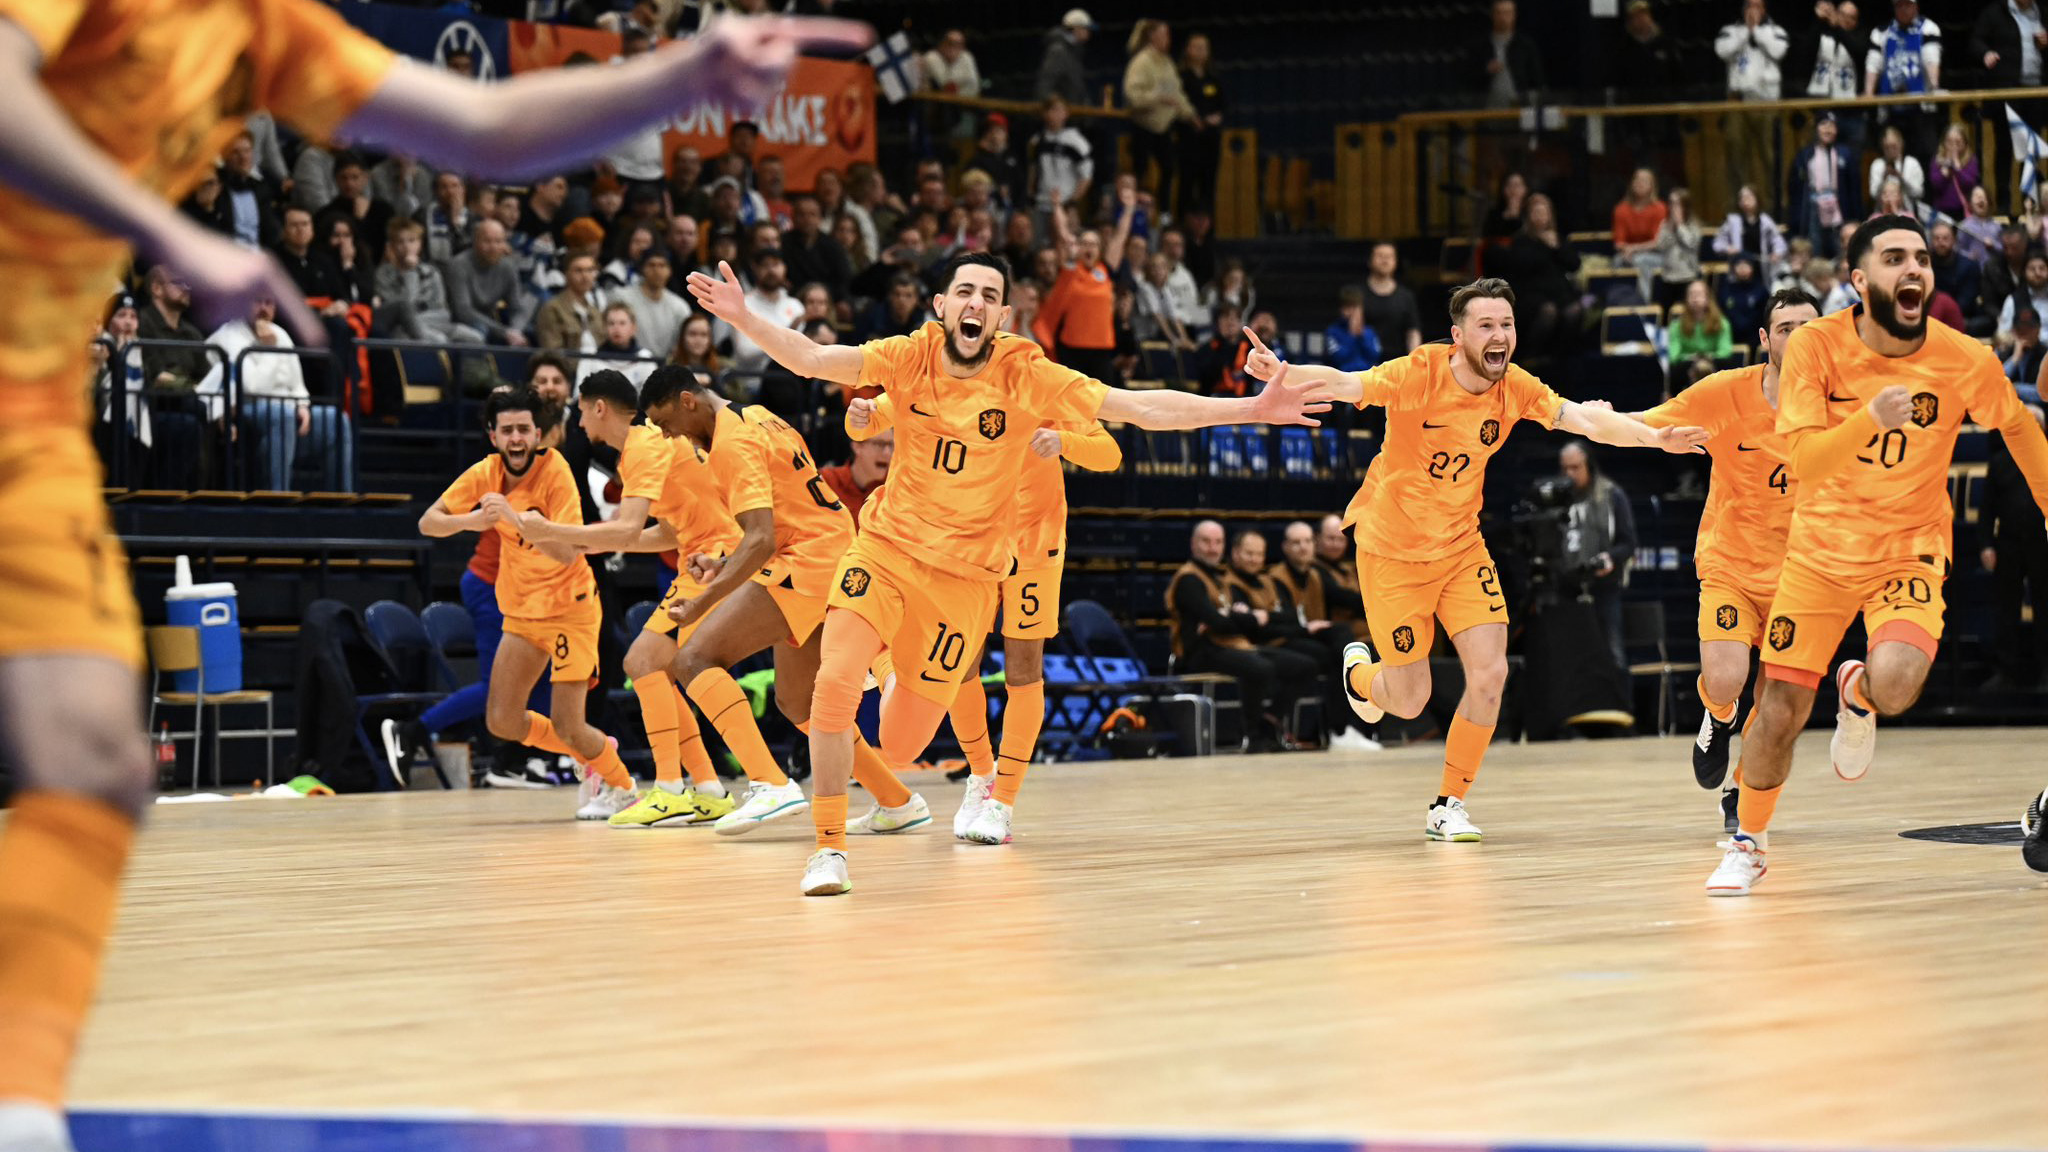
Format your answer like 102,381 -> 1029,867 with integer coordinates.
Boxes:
66,729 -> 2048,1150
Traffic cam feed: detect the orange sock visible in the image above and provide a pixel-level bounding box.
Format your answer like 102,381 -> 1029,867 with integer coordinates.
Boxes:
1847,666 -> 1877,715
1347,658 -> 1381,707
523,710 -> 575,756
1439,715 -> 1494,800
795,719 -> 910,808
993,681 -> 1044,805
525,713 -> 630,788
1697,674 -> 1736,724
951,677 -> 996,776
632,673 -> 685,786
0,792 -> 135,1105
673,692 -> 717,786
1737,783 -> 1781,845
1733,762 -> 1745,788
813,792 -> 849,850
687,668 -> 788,786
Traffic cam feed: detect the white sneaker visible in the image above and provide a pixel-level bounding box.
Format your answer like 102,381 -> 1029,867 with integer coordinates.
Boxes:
962,798 -> 1014,845
1705,834 -> 1768,895
801,848 -> 851,896
954,773 -> 994,838
0,1103 -> 71,1152
1425,797 -> 1482,842
851,792 -> 931,834
1327,728 -> 1383,753
1342,641 -> 1385,723
1830,659 -> 1877,781
713,779 -> 810,837
572,765 -> 600,813
576,783 -> 638,821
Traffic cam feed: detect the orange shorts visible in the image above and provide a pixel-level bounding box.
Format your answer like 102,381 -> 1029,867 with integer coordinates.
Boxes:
761,576 -> 830,646
0,426 -> 142,667
645,572 -> 710,645
1000,560 -> 1062,641
828,533 -> 998,704
1696,579 -> 1777,649
1761,552 -> 1946,688
503,597 -> 602,684
1358,537 -> 1505,667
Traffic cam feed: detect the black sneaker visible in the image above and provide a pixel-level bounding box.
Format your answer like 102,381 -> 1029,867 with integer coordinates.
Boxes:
1720,787 -> 1739,834
2023,787 -> 2048,874
1692,709 -> 1734,789
379,718 -> 429,787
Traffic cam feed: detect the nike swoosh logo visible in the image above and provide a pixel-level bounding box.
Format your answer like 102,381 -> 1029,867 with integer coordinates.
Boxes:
1421,421 -> 1447,429
1827,392 -> 1856,403
909,404 -> 937,417
1488,604 -> 1504,612
1014,621 -> 1041,630
1736,444 -> 1760,452
918,671 -> 952,683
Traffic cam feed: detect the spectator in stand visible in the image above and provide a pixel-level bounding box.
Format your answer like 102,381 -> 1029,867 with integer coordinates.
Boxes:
1193,301 -> 1243,391
667,145 -> 710,221
1490,193 -> 1582,358
371,154 -> 434,226
1668,279 -> 1734,388
1483,172 -> 1528,240
446,219 -> 532,346
1615,0 -> 1682,103
1036,191 -> 1134,380
1202,257 -> 1255,327
1133,252 -> 1195,349
319,152 -> 395,264
1713,184 -> 1788,275
1973,0 -> 2048,199
1789,112 -> 1862,257
1716,0 -> 1789,211
292,143 -> 335,216
518,174 -> 571,250
2006,308 -> 2048,382
135,267 -> 207,488
956,171 -> 1004,234
921,28 -> 981,146
1821,257 -> 1862,312
322,217 -> 376,309
195,298 -> 351,493
714,119 -> 761,192
600,222 -> 656,291
91,292 -> 153,484
419,171 -> 472,265
1124,16 -> 1200,200
671,314 -> 729,389
1868,125 -> 1927,216
664,213 -> 702,274
1871,174 -> 1913,221
796,282 -> 832,328
1166,521 -> 1298,753
1774,236 -> 1815,292
819,426 -> 893,527
179,167 -> 232,238
578,302 -> 657,387
1179,32 -> 1225,215
1998,250 -> 2048,343
1477,0 -> 1545,108
860,273 -> 929,342
1559,442 -> 1637,669
1929,220 -> 1987,332
242,111 -> 291,193
620,251 -> 690,361
1718,254 -> 1769,340
967,121 -> 1023,214
537,252 -> 605,352
1037,8 -> 1094,105
844,164 -> 894,255
1218,309 -> 1283,397
756,155 -> 792,230
831,214 -> 870,280
1358,241 -> 1422,359
998,213 -> 1038,273
1928,124 -> 1982,220
1611,167 -> 1667,267
1182,208 -> 1218,284
1788,2 -> 1867,152
1960,185 -> 2004,266
780,195 -> 852,301
1156,228 -> 1208,340
1649,187 -> 1704,310
1220,530 -> 1326,749
728,246 -> 806,383
1004,281 -> 1043,343
1866,0 -> 1943,163
374,219 -> 453,343
273,207 -> 350,314
218,131 -> 281,250
1324,286 -> 1382,373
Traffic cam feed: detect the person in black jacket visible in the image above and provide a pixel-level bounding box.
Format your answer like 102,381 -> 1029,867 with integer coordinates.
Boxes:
1980,403 -> 2048,688
1560,441 -> 1637,671
1178,33 -> 1225,215
1165,521 -> 1296,752
1974,0 -> 2048,200
1476,0 -> 1545,108
1222,530 -> 1325,746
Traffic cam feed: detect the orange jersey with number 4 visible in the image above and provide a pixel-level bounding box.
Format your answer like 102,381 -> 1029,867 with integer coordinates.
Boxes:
1643,365 -> 1795,590
1777,308 -> 2030,570
0,0 -> 393,427
1341,344 -> 1566,562
436,449 -> 595,620
857,323 -> 1109,581
706,404 -> 853,593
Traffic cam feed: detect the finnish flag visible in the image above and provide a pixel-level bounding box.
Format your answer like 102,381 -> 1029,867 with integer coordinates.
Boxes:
2007,103 -> 2048,201
863,31 -> 919,105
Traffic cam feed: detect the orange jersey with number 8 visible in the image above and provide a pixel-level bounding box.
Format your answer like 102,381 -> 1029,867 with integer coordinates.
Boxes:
436,449 -> 595,620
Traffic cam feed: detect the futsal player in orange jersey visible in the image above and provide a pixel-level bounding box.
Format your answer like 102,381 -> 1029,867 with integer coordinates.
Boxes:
1636,288 -> 1821,829
686,251 -> 1329,895
0,7 -> 864,1141
849,395 -> 1123,844
1705,215 -> 2048,895
1243,279 -> 1708,842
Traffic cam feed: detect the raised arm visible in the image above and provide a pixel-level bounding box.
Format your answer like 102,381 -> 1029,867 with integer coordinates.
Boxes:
686,260 -> 864,384
1104,186 -> 1136,273
339,18 -> 871,182
1556,400 -> 1707,453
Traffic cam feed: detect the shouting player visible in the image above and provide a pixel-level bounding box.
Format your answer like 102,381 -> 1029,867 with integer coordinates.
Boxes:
1637,288 -> 1821,829
1706,215 -> 2048,895
1243,278 -> 1707,842
686,252 -> 1330,895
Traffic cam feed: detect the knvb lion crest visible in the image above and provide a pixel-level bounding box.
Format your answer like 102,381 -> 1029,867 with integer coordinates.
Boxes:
1478,419 -> 1501,446
1716,604 -> 1739,631
1391,625 -> 1416,654
839,567 -> 872,598
1768,615 -> 1796,651
977,408 -> 1007,440
1909,392 -> 1939,428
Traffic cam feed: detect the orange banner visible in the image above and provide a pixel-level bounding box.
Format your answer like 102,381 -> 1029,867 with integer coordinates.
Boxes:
660,58 -> 876,192
507,22 -> 623,72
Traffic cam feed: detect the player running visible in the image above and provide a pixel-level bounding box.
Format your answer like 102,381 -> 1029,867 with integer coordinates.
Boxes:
1636,288 -> 1821,830
1243,278 -> 1707,843
1706,215 -> 2048,895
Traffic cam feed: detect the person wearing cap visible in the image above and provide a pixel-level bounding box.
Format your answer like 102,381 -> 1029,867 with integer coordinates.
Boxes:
728,245 -> 806,382
90,292 -> 150,484
1037,8 -> 1093,105
1788,112 -> 1862,258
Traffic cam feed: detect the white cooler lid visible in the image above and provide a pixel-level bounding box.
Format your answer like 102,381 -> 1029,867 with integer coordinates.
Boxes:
164,583 -> 238,600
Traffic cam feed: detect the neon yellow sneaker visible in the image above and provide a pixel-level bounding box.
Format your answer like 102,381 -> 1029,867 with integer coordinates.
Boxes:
608,785 -> 732,828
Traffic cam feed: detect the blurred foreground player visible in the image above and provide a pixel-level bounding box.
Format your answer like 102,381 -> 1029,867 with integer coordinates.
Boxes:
0,6 -> 867,1146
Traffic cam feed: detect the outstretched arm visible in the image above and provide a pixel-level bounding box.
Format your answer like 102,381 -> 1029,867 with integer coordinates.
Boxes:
1557,401 -> 1707,453
1242,328 -> 1366,405
517,496 -> 651,553
1096,368 -> 1331,430
687,260 -> 864,384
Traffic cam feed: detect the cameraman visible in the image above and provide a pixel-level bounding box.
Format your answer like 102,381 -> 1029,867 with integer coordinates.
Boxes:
1558,441 -> 1637,668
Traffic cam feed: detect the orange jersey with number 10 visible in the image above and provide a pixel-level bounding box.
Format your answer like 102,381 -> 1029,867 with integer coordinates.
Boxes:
1643,365 -> 1795,590
1777,307 -> 2028,570
1341,344 -> 1566,562
436,449 -> 594,620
